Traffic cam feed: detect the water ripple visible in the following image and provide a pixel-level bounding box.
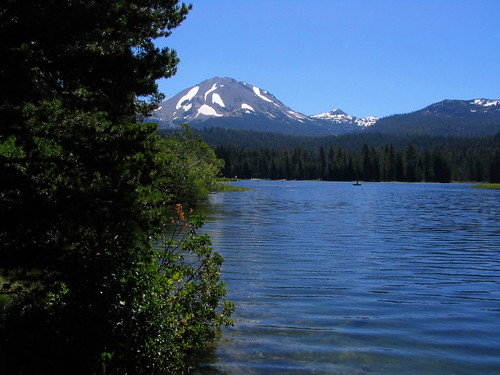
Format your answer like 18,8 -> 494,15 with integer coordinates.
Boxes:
196,181 -> 500,374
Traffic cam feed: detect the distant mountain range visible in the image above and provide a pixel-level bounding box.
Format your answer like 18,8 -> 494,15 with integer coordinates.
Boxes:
368,99 -> 500,137
150,77 -> 500,137
151,77 -> 377,136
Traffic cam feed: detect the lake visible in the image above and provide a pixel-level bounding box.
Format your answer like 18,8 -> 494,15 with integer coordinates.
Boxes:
195,180 -> 500,374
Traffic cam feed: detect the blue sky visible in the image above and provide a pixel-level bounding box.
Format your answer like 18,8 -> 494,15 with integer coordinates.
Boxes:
156,0 -> 500,118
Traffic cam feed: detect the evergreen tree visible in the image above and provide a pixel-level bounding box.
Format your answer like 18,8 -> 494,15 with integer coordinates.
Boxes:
318,146 -> 327,180
371,146 -> 381,181
283,148 -> 293,178
489,147 -> 500,182
327,145 -> 335,180
404,142 -> 418,181
0,2 -> 233,373
211,132 -> 499,183
361,143 -> 372,181
432,150 -> 452,182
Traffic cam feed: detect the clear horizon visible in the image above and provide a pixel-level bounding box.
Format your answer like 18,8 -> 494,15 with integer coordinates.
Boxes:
155,0 -> 500,119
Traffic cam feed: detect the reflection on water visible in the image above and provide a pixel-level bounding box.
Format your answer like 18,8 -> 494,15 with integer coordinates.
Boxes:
194,181 -> 500,374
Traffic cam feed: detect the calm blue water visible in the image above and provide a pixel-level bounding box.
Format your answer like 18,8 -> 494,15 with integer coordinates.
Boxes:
196,181 -> 500,374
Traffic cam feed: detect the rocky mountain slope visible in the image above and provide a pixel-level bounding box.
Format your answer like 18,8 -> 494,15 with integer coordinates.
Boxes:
151,77 -> 376,136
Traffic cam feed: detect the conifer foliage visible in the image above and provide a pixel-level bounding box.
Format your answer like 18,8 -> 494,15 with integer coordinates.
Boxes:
0,1 -> 233,373
215,138 -> 499,183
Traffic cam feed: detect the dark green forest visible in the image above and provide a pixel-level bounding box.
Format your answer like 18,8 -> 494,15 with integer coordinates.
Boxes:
192,128 -> 500,183
1,2 -> 232,374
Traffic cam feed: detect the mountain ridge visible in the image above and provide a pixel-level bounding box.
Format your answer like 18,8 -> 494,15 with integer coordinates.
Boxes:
311,108 -> 378,128
150,77 -> 500,137
151,77 -> 374,136
368,98 -> 500,137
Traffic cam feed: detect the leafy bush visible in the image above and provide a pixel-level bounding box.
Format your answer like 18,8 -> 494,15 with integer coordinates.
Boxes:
0,108 -> 233,374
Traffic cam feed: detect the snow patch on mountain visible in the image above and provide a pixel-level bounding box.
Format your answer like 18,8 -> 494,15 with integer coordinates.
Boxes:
212,93 -> 225,107
312,109 -> 378,128
312,109 -> 352,121
196,104 -> 223,118
176,86 -> 199,110
181,103 -> 192,113
253,86 -> 273,103
356,116 -> 378,127
288,110 -> 305,118
288,110 -> 307,122
204,83 -> 217,100
472,99 -> 500,107
241,103 -> 254,112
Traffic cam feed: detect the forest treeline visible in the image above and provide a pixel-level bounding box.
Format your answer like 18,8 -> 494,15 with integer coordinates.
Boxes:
195,126 -> 500,151
211,131 -> 500,183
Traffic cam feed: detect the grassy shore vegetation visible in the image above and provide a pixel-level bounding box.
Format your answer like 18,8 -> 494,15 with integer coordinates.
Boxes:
472,183 -> 500,189
0,2 -> 233,374
219,183 -> 250,192
215,178 -> 250,192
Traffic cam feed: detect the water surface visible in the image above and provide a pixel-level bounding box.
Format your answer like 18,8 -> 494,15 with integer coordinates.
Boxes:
196,181 -> 500,374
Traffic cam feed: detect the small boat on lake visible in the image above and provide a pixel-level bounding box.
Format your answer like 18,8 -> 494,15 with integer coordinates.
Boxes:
353,180 -> 361,186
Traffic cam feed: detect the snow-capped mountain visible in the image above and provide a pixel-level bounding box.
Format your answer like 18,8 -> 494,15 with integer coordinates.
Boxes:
311,109 -> 378,129
152,77 -> 314,131
150,77 -> 370,136
150,77 -> 499,137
